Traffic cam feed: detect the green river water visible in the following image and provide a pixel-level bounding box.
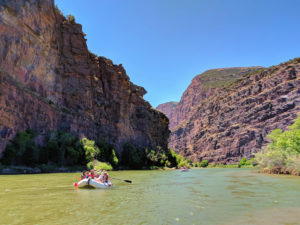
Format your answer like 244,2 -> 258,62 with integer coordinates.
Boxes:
0,168 -> 300,225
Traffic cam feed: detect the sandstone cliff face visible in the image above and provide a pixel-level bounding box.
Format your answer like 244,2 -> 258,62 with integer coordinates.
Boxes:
156,101 -> 178,120
169,59 -> 300,163
0,0 -> 169,154
166,67 -> 263,131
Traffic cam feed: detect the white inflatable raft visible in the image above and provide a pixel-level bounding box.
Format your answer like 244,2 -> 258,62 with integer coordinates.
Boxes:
77,178 -> 112,189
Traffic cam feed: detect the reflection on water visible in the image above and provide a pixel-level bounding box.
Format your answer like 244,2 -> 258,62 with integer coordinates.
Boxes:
0,169 -> 300,225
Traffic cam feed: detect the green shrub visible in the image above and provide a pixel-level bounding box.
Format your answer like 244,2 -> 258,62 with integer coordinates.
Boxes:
1,130 -> 38,166
1,142 -> 18,165
119,145 -> 189,169
165,160 -> 171,167
67,14 -> 75,23
145,146 -> 168,167
81,138 -> 99,163
255,115 -> 300,175
1,130 -> 87,168
121,143 -> 145,169
178,160 -> 190,168
215,164 -> 239,168
45,131 -> 85,166
167,149 -> 190,168
110,149 -> 119,168
87,160 -> 113,171
95,161 -> 113,171
96,138 -> 119,169
208,163 -> 216,168
86,161 -> 94,170
199,160 -> 209,168
238,158 -> 252,168
167,149 -> 180,167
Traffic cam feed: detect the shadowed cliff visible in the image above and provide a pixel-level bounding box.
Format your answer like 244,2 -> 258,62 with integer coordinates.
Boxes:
0,0 -> 169,154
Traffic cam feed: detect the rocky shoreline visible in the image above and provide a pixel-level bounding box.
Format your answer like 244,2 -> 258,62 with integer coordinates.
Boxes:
0,166 -> 83,175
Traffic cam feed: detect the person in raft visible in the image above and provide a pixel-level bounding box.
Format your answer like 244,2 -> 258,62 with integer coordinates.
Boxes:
103,171 -> 110,183
81,171 -> 88,180
88,169 -> 96,179
94,169 -> 104,183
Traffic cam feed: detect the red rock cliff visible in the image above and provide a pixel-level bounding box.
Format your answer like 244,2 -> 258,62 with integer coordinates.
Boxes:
169,60 -> 300,163
165,67 -> 263,131
0,0 -> 169,154
156,101 -> 178,120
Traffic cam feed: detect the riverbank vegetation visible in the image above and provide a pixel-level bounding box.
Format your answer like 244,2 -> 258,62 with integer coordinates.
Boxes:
192,158 -> 254,168
254,116 -> 300,176
0,130 -> 189,173
120,144 -> 191,169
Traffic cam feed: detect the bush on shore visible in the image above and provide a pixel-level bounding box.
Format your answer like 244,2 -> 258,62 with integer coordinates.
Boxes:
254,116 -> 300,176
0,130 -> 118,171
120,143 -> 190,169
199,160 -> 209,168
1,129 -> 39,166
194,158 -> 253,168
238,158 -> 254,168
44,131 -> 86,166
87,160 -> 113,171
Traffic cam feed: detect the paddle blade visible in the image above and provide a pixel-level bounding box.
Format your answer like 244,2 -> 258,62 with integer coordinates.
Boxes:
124,180 -> 132,183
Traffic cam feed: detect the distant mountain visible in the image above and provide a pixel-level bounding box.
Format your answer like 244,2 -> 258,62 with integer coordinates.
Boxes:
156,101 -> 178,120
168,59 -> 300,163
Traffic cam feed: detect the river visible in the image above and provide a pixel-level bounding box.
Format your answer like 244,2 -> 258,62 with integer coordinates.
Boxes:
0,168 -> 299,225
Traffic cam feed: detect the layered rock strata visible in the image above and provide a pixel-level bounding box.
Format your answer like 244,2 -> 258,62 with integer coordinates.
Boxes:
167,67 -> 263,131
0,0 -> 169,154
168,61 -> 300,163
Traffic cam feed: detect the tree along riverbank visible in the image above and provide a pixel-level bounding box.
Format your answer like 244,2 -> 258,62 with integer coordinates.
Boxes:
3,114 -> 299,176
255,115 -> 300,176
0,130 -> 191,174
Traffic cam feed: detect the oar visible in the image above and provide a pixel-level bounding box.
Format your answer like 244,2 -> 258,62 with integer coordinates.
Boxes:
111,177 -> 132,183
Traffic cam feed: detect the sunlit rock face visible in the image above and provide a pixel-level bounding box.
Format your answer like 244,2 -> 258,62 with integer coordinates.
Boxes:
0,0 -> 169,154
168,63 -> 300,163
156,102 -> 178,122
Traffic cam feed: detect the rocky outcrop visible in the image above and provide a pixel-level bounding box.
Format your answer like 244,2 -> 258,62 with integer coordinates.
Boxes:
168,60 -> 300,163
0,0 -> 169,155
156,101 -> 178,120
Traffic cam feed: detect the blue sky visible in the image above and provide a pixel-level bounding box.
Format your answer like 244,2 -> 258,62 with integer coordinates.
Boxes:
55,0 -> 300,107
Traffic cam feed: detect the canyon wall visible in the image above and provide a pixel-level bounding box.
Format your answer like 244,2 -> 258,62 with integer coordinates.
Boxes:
0,0 -> 169,154
156,101 -> 178,121
158,67 -> 263,131
166,62 -> 300,163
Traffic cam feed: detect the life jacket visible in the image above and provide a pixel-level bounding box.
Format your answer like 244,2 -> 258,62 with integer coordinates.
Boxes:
103,174 -> 108,183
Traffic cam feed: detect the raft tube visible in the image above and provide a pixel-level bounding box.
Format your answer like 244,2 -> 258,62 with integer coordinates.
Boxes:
77,178 -> 112,189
